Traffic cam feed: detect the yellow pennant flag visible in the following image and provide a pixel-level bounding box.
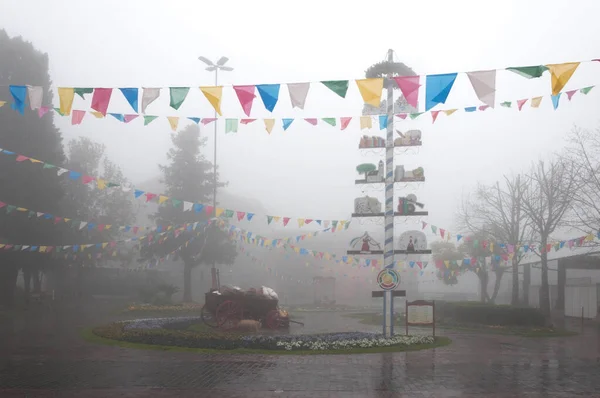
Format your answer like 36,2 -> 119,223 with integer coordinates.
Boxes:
444,260 -> 450,268
273,216 -> 281,223
16,207 -> 27,212
490,242 -> 494,252
264,118 -> 275,134
102,242 -> 108,249
105,225 -> 112,230
444,109 -> 458,116
39,246 -> 47,253
293,247 -> 300,253
360,116 -> 372,129
546,62 -> 580,95
355,78 -> 384,107
530,96 -> 543,108
585,234 -> 594,241
0,101 -> 6,108
298,218 -> 305,227
29,158 -> 43,164
96,179 -> 107,190
215,208 -> 225,217
91,111 -> 104,118
167,116 -> 179,131
57,87 -> 75,116
158,195 -> 169,205
200,86 -> 223,115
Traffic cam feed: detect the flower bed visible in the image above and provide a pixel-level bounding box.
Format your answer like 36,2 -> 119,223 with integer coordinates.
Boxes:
94,317 -> 436,352
124,303 -> 203,313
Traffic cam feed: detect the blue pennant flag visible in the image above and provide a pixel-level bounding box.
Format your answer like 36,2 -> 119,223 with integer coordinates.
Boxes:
119,88 -> 139,113
464,107 -> 476,113
9,85 -> 27,115
551,93 -> 561,110
68,171 -> 82,180
256,84 -> 280,112
109,113 -> 125,122
378,115 -> 388,129
282,118 -> 294,130
425,73 -> 457,111
188,117 -> 201,124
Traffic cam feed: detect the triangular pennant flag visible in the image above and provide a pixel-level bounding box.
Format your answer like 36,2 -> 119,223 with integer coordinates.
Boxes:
233,85 -> 256,116
119,88 -> 139,113
141,87 -> 161,113
360,116 -> 372,129
0,101 -> 7,108
378,115 -> 387,129
409,112 -> 423,119
444,109 -> 457,116
305,118 -> 317,126
464,106 -> 477,112
425,73 -> 457,111
124,114 -> 138,123
466,70 -> 496,108
91,88 -> 113,116
517,99 -> 528,111
169,87 -> 190,110
393,76 -> 420,109
500,101 -> 511,108
396,113 -> 407,119
287,82 -> 310,109
144,115 -> 159,126
225,118 -> 238,133
355,78 -> 383,107
90,111 -> 104,118
71,110 -> 86,125
282,118 -> 294,131
546,63 -> 580,95
167,116 -> 179,131
9,85 -> 27,114
200,86 -> 223,115
566,90 -> 577,101
431,110 -> 440,123
57,87 -> 75,116
506,65 -> 548,79
256,84 -> 280,112
580,86 -> 594,95
201,118 -> 217,125
264,118 -> 275,134
322,118 -> 336,127
27,86 -> 43,110
74,87 -> 93,100
240,118 -> 256,125
109,113 -> 125,122
530,96 -> 543,108
340,117 -> 352,130
321,80 -> 349,98
188,117 -> 201,124
551,93 -> 561,110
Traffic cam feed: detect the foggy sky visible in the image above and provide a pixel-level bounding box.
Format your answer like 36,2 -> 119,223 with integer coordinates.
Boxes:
2,0 -> 600,242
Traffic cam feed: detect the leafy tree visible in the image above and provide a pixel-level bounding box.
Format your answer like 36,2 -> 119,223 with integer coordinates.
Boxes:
431,241 -> 468,285
0,30 -> 65,307
356,163 -> 376,179
143,124 -> 237,301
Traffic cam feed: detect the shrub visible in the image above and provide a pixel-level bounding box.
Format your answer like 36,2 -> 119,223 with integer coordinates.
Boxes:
437,301 -> 545,327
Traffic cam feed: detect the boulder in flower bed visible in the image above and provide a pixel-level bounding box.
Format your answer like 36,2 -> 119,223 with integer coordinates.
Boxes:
94,317 -> 436,352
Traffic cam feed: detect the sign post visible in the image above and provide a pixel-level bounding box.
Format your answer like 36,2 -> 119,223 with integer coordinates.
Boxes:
406,300 -> 436,337
372,268 -> 404,337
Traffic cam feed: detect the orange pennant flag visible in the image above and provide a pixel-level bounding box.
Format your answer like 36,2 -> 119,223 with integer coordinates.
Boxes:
355,78 -> 384,107
546,62 -> 580,95
200,86 -> 223,115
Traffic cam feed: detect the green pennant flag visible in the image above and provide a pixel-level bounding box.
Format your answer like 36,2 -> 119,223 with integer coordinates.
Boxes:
53,107 -> 64,116
28,211 -> 35,218
322,117 -> 336,126
74,88 -> 94,99
224,209 -> 234,218
431,225 -> 437,234
409,112 -> 423,120
42,163 -> 55,169
580,86 -> 594,95
501,101 -> 512,108
106,182 -> 120,188
6,205 -> 16,213
171,199 -> 182,208
225,119 -> 238,133
143,115 -> 159,126
267,216 -> 273,224
506,65 -> 548,79
169,87 -> 190,110
321,80 -> 349,98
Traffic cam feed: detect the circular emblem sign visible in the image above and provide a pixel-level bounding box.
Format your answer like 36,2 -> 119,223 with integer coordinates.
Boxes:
377,269 -> 400,290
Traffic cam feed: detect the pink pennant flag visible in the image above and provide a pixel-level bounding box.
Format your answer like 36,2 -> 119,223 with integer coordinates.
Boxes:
233,85 -> 256,117
431,110 -> 440,123
304,118 -> 317,125
82,175 -> 95,184
396,113 -> 407,120
439,228 -> 445,238
54,216 -> 62,224
340,117 -> 352,130
91,88 -> 113,116
236,211 -> 246,221
97,224 -> 105,232
478,104 -> 490,111
201,118 -> 217,125
393,76 -> 420,108
124,114 -> 139,123
566,90 -> 577,101
204,205 -> 214,215
240,118 -> 256,125
517,99 -> 528,111
0,202 -> 5,209
38,106 -> 50,118
71,110 -> 86,125
16,155 -> 29,162
283,217 -> 290,226
145,193 -> 157,202
422,221 -> 428,230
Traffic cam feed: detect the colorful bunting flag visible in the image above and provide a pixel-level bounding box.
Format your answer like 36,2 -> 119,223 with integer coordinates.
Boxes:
425,73 -> 457,111
141,87 -> 161,113
27,86 -> 43,110
264,118 -> 275,134
355,78 -> 383,107
200,86 -> 223,115
256,84 -> 280,112
340,117 -> 352,130
9,85 -> 27,114
467,70 -> 496,108
144,115 -> 159,126
506,65 -> 548,79
225,118 -> 238,133
167,116 -> 179,131
282,118 -> 294,131
71,110 -> 86,125
546,62 -> 580,96
551,93 -> 561,110
74,87 -> 93,99
233,85 -> 256,116
530,96 -> 543,108
321,80 -> 349,98
360,116 -> 372,129
393,76 -> 420,109
287,82 -> 310,109
169,87 -> 190,110
57,87 -> 75,116
91,88 -> 113,116
119,88 -> 139,113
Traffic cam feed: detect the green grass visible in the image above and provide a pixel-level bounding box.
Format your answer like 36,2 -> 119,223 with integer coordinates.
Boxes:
80,327 -> 451,355
343,312 -> 406,326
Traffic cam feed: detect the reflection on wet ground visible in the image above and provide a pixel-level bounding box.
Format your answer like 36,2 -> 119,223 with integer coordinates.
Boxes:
1,298 -> 599,397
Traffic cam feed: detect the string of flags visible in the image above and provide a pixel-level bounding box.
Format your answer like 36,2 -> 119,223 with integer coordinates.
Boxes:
2,60 -> 597,118
0,148 -> 351,228
2,85 -> 595,133
422,221 -> 599,255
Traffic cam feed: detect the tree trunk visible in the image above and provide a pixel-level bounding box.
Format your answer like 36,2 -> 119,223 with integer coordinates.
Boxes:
539,239 -> 551,319
511,255 -> 519,306
489,269 -> 505,304
0,262 -> 19,308
478,257 -> 490,302
32,269 -> 42,293
23,266 -> 31,305
183,260 -> 193,302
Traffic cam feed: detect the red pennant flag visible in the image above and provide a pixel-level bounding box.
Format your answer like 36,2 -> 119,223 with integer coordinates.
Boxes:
145,193 -> 157,202
0,202 -> 5,209
236,211 -> 246,221
340,117 -> 352,130
431,110 -> 440,123
233,85 -> 256,117
16,155 -> 29,162
305,219 -> 313,224
283,217 -> 290,226
91,88 -> 113,116
82,175 -> 95,184
124,114 -> 139,123
98,224 -> 105,232
204,205 -> 214,215
133,226 -> 139,234
54,216 -> 62,224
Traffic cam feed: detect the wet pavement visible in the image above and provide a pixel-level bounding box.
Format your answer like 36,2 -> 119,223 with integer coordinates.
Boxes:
1,298 -> 600,397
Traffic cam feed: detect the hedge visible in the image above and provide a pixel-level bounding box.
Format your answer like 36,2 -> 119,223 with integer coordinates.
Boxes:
436,301 -> 545,327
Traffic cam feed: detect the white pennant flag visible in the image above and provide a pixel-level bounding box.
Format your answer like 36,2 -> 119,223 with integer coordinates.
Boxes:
57,168 -> 68,176
183,201 -> 193,212
27,86 -> 43,110
287,82 -> 310,109
467,70 -> 496,108
79,222 -> 88,230
141,87 -> 161,114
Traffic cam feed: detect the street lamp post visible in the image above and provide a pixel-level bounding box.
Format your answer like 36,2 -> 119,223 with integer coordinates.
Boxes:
198,55 -> 233,290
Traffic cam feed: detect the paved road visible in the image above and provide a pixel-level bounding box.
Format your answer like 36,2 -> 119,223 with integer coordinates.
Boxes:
1,298 -> 599,397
